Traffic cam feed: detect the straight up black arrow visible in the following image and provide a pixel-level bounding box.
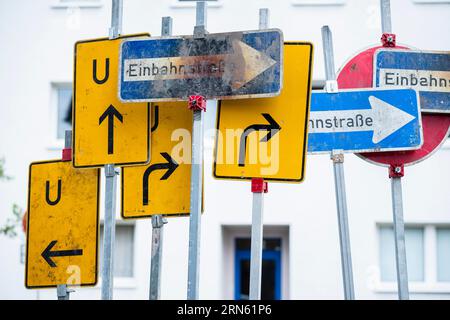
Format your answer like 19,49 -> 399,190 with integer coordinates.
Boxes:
41,240 -> 83,268
238,113 -> 281,167
142,152 -> 179,205
99,104 -> 123,155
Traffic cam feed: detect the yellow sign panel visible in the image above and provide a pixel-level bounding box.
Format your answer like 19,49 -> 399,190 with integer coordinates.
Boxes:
122,103 -> 193,218
214,42 -> 313,182
25,160 -> 100,288
73,35 -> 150,168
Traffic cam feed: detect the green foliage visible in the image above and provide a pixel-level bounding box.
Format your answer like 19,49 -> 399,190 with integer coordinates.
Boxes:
0,158 -> 24,238
0,204 -> 23,238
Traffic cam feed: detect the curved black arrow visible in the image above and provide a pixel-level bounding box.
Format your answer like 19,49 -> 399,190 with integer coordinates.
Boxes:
238,113 -> 281,167
42,240 -> 83,268
99,105 -> 123,155
142,152 -> 178,206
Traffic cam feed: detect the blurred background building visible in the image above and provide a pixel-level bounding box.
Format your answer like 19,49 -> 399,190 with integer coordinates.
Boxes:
0,0 -> 449,300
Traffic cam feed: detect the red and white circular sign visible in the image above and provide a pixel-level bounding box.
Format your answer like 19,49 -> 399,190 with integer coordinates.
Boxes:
336,44 -> 450,167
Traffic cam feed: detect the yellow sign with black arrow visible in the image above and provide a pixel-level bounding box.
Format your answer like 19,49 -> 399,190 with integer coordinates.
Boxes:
73,34 -> 151,168
214,42 -> 313,182
122,103 -> 193,218
25,160 -> 100,288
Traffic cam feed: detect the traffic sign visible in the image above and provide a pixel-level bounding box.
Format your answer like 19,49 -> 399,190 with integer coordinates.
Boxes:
214,42 -> 313,182
122,102 -> 193,217
308,88 -> 423,153
337,45 -> 450,166
73,35 -> 151,168
119,29 -> 283,102
25,160 -> 100,288
374,49 -> 450,114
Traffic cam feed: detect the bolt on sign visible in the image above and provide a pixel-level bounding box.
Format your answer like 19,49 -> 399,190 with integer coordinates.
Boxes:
73,34 -> 151,168
25,160 -> 100,288
122,103 -> 193,218
214,42 -> 313,182
119,29 -> 283,101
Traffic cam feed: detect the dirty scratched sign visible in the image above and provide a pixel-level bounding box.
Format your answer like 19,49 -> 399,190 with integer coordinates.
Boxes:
119,29 -> 283,102
374,49 -> 450,114
25,160 -> 100,288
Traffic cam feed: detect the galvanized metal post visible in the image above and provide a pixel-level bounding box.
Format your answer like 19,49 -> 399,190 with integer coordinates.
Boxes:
100,0 -> 122,301
380,0 -> 392,34
248,8 -> 269,301
148,16 -> 172,301
390,167 -> 410,300
109,0 -> 123,39
322,25 -> 355,300
57,284 -> 73,300
186,1 -> 206,300
149,215 -> 167,300
101,164 -> 119,300
56,131 -> 74,301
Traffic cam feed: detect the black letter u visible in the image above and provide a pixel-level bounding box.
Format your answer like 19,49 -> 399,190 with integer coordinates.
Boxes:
46,180 -> 61,206
93,58 -> 109,84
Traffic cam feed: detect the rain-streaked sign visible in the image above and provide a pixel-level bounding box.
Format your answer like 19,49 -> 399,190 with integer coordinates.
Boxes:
73,35 -> 151,168
25,160 -> 100,288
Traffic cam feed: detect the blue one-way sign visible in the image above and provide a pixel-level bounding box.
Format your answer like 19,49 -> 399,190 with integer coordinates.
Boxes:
119,29 -> 282,102
374,49 -> 450,114
307,88 -> 423,154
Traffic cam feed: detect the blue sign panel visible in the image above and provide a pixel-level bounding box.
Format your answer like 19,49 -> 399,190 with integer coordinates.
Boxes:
374,49 -> 450,114
307,88 -> 423,154
119,29 -> 282,102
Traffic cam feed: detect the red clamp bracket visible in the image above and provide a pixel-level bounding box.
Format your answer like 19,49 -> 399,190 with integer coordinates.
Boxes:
381,33 -> 396,47
389,164 -> 404,178
62,148 -> 72,161
188,95 -> 206,111
251,178 -> 268,193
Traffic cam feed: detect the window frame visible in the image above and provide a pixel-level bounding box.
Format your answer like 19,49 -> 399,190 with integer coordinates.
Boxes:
375,222 -> 450,293
49,82 -> 72,151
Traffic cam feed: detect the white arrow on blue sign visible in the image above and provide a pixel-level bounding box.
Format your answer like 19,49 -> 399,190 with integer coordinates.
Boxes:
374,49 -> 450,114
119,29 -> 282,102
307,88 -> 423,154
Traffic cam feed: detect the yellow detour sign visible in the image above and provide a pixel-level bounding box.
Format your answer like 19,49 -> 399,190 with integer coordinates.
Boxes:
25,160 -> 100,288
214,42 -> 313,182
122,103 -> 193,218
73,34 -> 151,168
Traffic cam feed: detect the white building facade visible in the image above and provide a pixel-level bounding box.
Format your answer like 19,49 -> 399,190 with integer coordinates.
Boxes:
0,0 -> 450,300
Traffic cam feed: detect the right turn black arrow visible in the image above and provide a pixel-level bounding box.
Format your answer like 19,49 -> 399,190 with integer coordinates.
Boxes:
41,240 -> 83,268
99,105 -> 123,155
238,113 -> 281,167
142,152 -> 179,205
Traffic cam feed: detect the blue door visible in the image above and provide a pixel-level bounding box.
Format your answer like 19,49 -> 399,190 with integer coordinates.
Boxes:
234,238 -> 282,300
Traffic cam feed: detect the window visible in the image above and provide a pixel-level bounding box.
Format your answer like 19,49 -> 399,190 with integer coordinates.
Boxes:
378,224 -> 450,290
292,0 -> 346,6
379,226 -> 424,281
52,0 -> 103,8
99,224 -> 135,278
55,85 -> 72,140
437,228 -> 450,281
234,238 -> 282,300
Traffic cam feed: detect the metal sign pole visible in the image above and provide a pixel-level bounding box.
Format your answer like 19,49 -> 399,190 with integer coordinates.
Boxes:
186,1 -> 206,300
380,0 -> 409,300
389,165 -> 409,300
322,25 -> 355,300
248,8 -> 269,301
101,0 -> 122,301
56,130 -> 75,301
148,17 -> 172,301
